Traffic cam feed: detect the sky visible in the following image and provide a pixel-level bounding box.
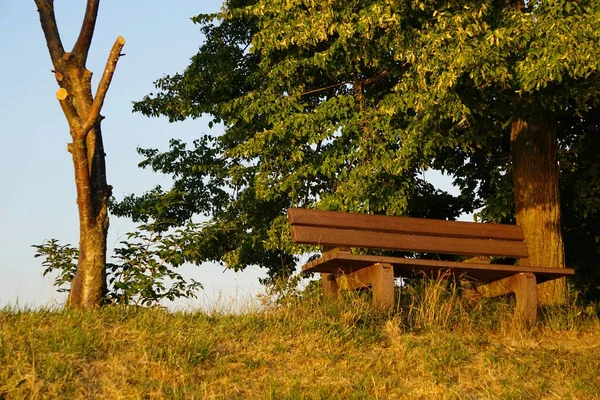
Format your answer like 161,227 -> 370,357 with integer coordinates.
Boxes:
0,1 -> 456,310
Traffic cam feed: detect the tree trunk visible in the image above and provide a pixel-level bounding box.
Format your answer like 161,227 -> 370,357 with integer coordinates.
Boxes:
510,117 -> 567,304
67,123 -> 111,307
35,0 -> 124,308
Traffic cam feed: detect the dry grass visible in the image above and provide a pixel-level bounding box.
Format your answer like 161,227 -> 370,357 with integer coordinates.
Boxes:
1,282 -> 599,399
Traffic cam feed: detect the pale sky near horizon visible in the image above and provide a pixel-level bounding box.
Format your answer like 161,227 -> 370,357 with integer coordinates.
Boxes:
0,1 -> 456,310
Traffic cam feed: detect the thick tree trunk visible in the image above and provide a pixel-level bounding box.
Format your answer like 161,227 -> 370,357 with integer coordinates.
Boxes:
510,117 -> 567,304
61,63 -> 112,307
67,124 -> 111,307
68,223 -> 109,306
35,0 -> 124,308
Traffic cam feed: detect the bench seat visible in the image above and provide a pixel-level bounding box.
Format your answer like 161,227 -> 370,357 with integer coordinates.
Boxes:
303,248 -> 574,285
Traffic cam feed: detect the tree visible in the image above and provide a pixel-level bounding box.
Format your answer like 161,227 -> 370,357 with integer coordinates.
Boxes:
114,0 -> 305,284
389,0 -> 599,303
35,0 -> 125,307
119,0 -> 600,301
113,0 -> 466,286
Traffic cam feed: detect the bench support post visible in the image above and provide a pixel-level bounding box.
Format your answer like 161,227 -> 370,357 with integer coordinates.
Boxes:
321,263 -> 394,309
479,272 -> 538,325
320,273 -> 340,298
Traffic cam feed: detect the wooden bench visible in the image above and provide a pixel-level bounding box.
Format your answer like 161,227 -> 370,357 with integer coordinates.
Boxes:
288,208 -> 575,324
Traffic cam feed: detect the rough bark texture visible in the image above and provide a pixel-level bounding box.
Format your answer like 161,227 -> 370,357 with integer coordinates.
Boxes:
508,0 -> 567,305
511,117 -> 567,304
35,0 -> 124,308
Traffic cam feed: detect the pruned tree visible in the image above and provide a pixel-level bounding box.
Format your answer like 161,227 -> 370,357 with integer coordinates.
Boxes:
35,0 -> 125,307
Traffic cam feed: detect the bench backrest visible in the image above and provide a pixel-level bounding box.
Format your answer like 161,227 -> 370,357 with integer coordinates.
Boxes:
288,208 -> 529,259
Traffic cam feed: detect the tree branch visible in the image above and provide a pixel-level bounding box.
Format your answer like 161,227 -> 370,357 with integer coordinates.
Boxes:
362,70 -> 389,86
72,0 -> 100,64
76,36 -> 126,138
297,82 -> 348,98
512,0 -> 525,11
34,0 -> 65,67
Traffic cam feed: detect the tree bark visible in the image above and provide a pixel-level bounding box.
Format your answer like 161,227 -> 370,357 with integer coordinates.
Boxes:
35,0 -> 124,307
510,117 -> 567,304
508,0 -> 567,305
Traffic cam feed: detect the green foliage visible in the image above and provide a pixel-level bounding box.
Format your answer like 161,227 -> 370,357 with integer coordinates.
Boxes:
33,223 -> 203,306
115,0 -> 600,297
118,1 -> 301,285
33,239 -> 78,293
105,222 -> 203,306
109,137 -> 230,231
115,0 -> 470,286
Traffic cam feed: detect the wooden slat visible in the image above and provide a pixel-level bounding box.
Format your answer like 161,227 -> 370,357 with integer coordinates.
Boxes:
292,225 -> 529,258
302,251 -> 575,284
288,208 -> 524,241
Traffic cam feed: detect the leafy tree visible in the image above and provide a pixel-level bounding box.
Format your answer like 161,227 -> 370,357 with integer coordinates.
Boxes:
35,0 -> 125,307
114,0 -> 466,286
115,0 -> 304,285
385,0 -> 600,303
117,0 -> 600,301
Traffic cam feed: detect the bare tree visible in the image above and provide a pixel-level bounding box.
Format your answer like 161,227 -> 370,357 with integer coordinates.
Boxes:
35,0 -> 125,307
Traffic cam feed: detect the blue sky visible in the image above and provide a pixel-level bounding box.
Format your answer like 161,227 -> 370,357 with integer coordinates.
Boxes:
0,0 -> 268,309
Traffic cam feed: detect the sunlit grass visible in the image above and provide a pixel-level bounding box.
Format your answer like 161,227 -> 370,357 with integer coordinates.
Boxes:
1,282 -> 599,399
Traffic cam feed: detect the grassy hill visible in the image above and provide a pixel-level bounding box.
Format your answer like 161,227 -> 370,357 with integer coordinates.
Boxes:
1,282 -> 599,399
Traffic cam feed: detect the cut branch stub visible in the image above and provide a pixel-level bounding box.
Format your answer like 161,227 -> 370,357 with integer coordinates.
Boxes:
56,87 -> 68,100
52,36 -> 126,139
56,88 -> 80,130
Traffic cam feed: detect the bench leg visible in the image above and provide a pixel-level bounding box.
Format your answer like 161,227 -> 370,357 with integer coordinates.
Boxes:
337,263 -> 395,309
479,273 -> 538,325
321,272 -> 340,298
371,263 -> 395,309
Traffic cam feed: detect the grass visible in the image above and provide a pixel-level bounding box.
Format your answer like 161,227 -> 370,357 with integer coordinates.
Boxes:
1,280 -> 599,399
